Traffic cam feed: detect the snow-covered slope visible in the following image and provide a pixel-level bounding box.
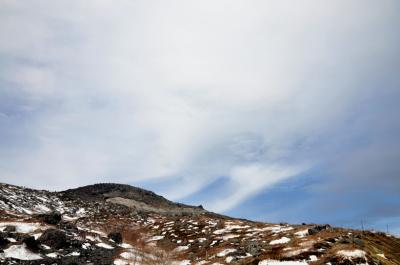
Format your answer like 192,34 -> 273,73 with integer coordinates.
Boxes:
0,183 -> 399,265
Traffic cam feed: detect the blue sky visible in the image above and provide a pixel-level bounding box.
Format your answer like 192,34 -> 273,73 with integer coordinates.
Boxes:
1,1 -> 400,235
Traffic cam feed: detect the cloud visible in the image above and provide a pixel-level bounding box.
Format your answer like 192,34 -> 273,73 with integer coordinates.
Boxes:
0,0 -> 399,220
209,163 -> 308,212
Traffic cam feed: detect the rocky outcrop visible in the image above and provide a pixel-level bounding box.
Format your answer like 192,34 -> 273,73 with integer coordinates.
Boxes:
38,229 -> 67,249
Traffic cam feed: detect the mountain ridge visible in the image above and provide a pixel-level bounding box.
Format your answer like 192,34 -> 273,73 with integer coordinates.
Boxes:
0,182 -> 399,265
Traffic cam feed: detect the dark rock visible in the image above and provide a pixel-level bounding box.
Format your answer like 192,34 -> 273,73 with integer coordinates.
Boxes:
0,234 -> 10,248
107,232 -> 122,244
245,241 -> 262,256
4,225 -> 16,233
41,211 -> 62,225
308,224 -> 331,235
23,236 -> 40,252
338,237 -> 351,244
38,228 -> 67,249
326,237 -> 336,243
353,238 -> 364,247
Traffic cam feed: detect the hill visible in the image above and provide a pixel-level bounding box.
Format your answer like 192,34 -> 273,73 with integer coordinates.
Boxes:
0,182 -> 399,265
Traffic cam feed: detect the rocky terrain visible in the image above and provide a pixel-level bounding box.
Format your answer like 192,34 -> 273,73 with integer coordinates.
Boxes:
0,183 -> 399,265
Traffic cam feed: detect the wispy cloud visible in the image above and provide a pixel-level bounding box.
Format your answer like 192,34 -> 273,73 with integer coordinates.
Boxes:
0,1 -> 399,226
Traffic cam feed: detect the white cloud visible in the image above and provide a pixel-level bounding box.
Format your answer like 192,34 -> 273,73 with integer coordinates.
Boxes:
209,163 -> 308,212
0,0 -> 399,212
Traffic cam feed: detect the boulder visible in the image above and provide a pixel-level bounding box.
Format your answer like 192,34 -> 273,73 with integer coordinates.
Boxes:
308,224 -> 331,235
41,211 -> 62,225
107,232 -> 122,244
38,228 -> 67,249
0,234 -> 10,248
245,241 -> 262,256
23,236 -> 40,252
4,225 -> 16,233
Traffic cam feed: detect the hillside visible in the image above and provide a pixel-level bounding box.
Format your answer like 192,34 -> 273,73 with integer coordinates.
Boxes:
0,182 -> 399,265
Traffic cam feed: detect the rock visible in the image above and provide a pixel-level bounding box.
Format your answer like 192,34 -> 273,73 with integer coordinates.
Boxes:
0,234 -> 10,248
353,238 -> 364,247
245,241 -> 262,256
23,236 -> 40,252
308,224 -> 331,235
326,237 -> 336,243
4,225 -> 16,233
107,232 -> 122,244
41,211 -> 62,225
38,228 -> 67,249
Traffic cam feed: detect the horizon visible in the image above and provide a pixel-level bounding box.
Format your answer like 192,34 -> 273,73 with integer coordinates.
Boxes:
1,1 -> 400,236
0,180 -> 397,236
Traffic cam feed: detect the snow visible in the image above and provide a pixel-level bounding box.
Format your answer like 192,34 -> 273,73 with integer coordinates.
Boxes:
217,248 -> 236,257
63,215 -> 78,221
34,204 -> 51,213
337,249 -> 366,258
259,261 -> 308,265
272,226 -> 294,233
222,234 -> 240,240
96,242 -> 115,249
90,229 -> 107,236
67,251 -> 80,256
46,252 -> 58,258
0,222 -> 42,233
33,232 -> 42,239
41,244 -> 51,250
76,208 -> 86,216
295,229 -> 309,238
114,259 -> 129,265
226,256 -> 235,263
86,235 -> 100,242
36,196 -> 49,202
212,223 -> 249,235
82,242 -> 91,249
120,252 -> 138,260
146,235 -> 164,241
175,245 -> 189,252
309,255 -> 318,261
20,207 -> 33,214
270,237 -> 291,245
0,200 -> 9,209
172,260 -> 191,265
377,253 -> 386,259
4,244 -> 42,260
119,243 -> 133,248
284,248 -> 310,257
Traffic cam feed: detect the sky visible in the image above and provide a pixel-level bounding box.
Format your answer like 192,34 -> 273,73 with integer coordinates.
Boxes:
0,1 -> 400,234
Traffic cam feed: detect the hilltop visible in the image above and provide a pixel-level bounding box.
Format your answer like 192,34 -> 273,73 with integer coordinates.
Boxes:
0,182 -> 399,265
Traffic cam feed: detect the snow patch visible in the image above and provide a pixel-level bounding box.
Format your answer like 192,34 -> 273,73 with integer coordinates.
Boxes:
146,235 -> 164,242
217,248 -> 236,257
295,229 -> 308,238
96,242 -> 114,249
4,244 -> 42,260
0,222 -> 42,233
259,260 -> 308,265
337,249 -> 366,258
270,237 -> 291,245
